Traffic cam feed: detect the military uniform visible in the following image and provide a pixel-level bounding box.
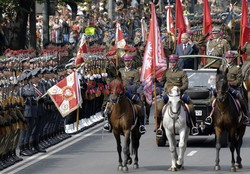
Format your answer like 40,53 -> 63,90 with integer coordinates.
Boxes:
206,37 -> 231,68
103,54 -> 146,133
156,55 -> 198,135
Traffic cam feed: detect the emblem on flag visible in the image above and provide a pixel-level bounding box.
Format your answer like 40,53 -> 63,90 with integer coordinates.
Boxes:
48,72 -> 81,117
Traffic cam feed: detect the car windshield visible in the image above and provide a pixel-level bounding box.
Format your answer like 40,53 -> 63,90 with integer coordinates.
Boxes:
185,69 -> 217,88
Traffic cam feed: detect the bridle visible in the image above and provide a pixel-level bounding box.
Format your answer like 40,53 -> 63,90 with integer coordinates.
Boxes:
109,92 -> 124,104
168,93 -> 182,119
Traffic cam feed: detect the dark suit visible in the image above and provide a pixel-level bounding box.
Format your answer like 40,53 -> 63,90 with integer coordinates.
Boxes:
176,42 -> 199,69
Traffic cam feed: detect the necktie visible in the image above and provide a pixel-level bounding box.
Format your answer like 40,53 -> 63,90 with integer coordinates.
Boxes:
183,44 -> 187,54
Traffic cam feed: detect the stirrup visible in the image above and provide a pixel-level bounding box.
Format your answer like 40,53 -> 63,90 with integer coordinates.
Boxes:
156,128 -> 163,138
139,125 -> 146,134
103,123 -> 112,132
243,115 -> 250,126
191,127 -> 199,136
204,116 -> 213,125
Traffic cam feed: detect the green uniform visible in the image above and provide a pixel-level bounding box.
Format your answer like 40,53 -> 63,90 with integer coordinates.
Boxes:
206,38 -> 231,68
119,67 -> 140,88
162,67 -> 188,94
227,64 -> 242,89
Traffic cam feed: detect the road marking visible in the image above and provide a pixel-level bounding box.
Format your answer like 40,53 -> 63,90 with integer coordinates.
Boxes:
1,124 -> 104,174
187,150 -> 197,156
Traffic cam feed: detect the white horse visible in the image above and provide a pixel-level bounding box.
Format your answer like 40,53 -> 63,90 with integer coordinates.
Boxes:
162,86 -> 190,171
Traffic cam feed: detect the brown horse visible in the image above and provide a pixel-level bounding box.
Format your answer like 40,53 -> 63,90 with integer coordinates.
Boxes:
108,72 -> 141,172
213,68 -> 246,172
242,63 -> 250,109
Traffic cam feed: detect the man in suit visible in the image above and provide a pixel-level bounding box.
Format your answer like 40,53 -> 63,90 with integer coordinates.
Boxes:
176,33 -> 199,69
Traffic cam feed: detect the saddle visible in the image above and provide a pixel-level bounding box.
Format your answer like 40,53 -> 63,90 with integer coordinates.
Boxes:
210,95 -> 242,123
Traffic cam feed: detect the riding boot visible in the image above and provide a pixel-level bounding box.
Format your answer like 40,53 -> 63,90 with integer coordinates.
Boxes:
103,102 -> 112,132
139,113 -> 146,134
145,103 -> 151,125
237,94 -> 250,125
182,94 -> 199,135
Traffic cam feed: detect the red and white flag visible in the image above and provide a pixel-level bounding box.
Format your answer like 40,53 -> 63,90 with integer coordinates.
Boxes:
165,5 -> 174,34
75,35 -> 88,66
115,22 -> 126,49
140,3 -> 167,105
48,72 -> 82,117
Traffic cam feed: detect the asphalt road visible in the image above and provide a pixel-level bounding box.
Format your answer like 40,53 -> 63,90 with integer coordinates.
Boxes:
2,108 -> 250,174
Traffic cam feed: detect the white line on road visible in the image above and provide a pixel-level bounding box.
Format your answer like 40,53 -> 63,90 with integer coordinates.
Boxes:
1,124 -> 104,174
187,150 -> 197,156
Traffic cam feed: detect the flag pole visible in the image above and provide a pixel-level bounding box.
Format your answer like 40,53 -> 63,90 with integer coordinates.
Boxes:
174,23 -> 177,52
238,25 -> 242,65
76,108 -> 80,131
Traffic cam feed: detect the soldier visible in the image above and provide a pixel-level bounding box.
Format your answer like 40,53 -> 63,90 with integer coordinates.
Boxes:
156,55 -> 198,136
103,53 -> 146,134
206,27 -> 231,68
205,51 -> 250,125
19,70 -> 37,156
240,42 -> 250,61
29,67 -> 47,153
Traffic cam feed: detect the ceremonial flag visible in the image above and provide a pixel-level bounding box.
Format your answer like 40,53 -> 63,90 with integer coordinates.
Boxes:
165,5 -> 174,34
140,3 -> 167,105
48,72 -> 82,117
240,0 -> 249,61
75,34 -> 87,66
115,22 -> 126,49
175,0 -> 186,44
203,0 -> 212,38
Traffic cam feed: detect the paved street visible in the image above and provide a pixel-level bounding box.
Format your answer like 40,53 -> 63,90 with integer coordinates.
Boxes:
2,108 -> 250,174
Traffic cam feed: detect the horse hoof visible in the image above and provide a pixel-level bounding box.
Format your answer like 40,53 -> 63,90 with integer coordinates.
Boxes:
133,163 -> 139,169
127,158 -> 132,165
235,163 -> 243,169
118,165 -> 123,171
169,167 -> 177,172
122,166 -> 128,172
215,165 -> 221,171
176,164 -> 183,170
231,166 -> 236,172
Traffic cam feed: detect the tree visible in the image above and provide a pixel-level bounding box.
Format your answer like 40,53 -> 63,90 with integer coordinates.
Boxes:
0,0 -> 80,50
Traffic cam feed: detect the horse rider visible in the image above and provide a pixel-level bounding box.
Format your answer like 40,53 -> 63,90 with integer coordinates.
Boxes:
103,53 -> 146,134
205,51 -> 250,126
156,54 -> 198,136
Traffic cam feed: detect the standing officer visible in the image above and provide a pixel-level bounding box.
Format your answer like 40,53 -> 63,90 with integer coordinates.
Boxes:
156,55 -> 198,136
205,51 -> 250,125
206,27 -> 231,68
